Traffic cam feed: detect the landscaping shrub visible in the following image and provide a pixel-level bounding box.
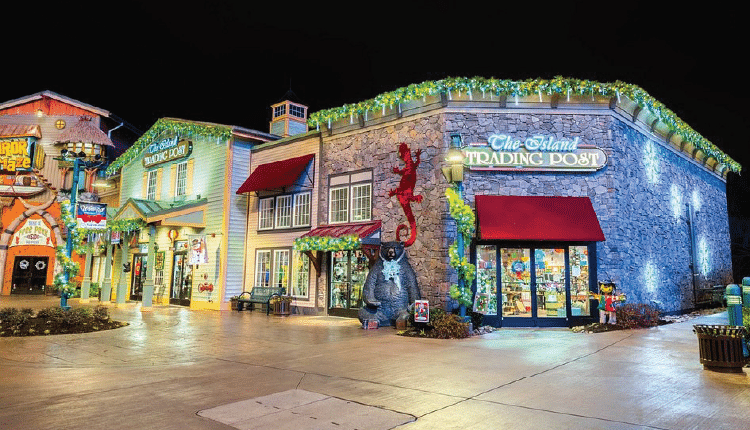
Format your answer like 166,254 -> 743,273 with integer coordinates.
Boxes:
1,306 -> 124,337
430,309 -> 470,339
616,303 -> 660,328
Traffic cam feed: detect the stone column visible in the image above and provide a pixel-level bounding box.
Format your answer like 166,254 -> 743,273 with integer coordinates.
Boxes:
100,242 -> 113,303
80,249 -> 93,303
141,225 -> 156,311
116,237 -> 129,307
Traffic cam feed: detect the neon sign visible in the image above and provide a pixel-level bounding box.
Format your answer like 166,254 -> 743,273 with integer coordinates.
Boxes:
463,134 -> 607,172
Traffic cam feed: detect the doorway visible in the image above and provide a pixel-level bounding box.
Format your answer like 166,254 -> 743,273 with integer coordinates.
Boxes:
11,256 -> 49,295
328,250 -> 369,318
170,252 -> 191,306
130,254 -> 147,300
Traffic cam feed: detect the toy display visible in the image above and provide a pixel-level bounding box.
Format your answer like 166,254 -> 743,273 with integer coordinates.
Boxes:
590,281 -> 626,324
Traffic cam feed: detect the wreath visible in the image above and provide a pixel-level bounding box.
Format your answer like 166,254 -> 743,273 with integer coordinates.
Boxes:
35,260 -> 47,271
19,260 -> 29,270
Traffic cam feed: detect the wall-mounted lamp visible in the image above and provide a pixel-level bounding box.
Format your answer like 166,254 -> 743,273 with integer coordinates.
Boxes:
441,134 -> 465,183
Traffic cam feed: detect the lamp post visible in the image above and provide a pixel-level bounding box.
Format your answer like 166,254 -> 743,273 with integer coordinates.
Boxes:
442,133 -> 468,319
56,149 -> 105,309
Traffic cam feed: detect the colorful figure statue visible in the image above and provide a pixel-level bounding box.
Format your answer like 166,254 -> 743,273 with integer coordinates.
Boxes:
590,281 -> 626,324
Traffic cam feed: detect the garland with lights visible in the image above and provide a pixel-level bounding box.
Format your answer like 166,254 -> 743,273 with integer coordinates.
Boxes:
446,186 -> 476,307
106,118 -> 233,175
308,76 -> 741,173
293,234 -> 362,252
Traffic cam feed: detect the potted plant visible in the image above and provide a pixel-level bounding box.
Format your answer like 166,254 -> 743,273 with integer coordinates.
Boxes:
270,295 -> 292,316
230,295 -> 239,311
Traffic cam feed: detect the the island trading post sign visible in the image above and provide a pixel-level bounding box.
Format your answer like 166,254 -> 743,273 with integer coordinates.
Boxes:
143,135 -> 192,168
463,134 -> 607,172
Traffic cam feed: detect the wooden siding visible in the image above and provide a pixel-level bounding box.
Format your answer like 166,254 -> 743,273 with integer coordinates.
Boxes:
225,141 -> 252,300
243,134 -> 321,308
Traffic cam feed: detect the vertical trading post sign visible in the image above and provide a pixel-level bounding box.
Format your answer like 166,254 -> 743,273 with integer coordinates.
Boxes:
76,203 -> 107,230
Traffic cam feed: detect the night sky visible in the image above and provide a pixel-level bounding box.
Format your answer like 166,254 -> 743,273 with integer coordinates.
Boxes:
4,2 -> 748,214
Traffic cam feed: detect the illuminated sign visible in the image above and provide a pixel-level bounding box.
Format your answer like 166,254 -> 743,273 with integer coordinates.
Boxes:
77,203 -> 107,229
0,138 -> 44,172
142,136 -> 192,168
463,134 -> 607,172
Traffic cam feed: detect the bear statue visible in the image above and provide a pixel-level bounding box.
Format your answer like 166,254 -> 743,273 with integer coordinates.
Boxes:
358,241 -> 420,327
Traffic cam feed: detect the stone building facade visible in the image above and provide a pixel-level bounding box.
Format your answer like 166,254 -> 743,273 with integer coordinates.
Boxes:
308,80 -> 735,325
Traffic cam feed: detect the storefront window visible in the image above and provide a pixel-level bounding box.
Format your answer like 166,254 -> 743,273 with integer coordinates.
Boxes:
570,246 -> 590,315
330,250 -> 368,310
273,250 -> 290,292
292,251 -> 310,298
474,245 -> 497,315
535,249 -> 567,318
255,250 -> 271,288
501,248 -> 531,317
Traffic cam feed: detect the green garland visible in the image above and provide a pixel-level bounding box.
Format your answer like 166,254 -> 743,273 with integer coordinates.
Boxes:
294,234 -> 362,252
308,76 -> 741,174
446,186 -> 476,307
106,118 -> 233,175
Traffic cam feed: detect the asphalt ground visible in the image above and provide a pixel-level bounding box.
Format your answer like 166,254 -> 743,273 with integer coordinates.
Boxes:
1,295 -> 748,430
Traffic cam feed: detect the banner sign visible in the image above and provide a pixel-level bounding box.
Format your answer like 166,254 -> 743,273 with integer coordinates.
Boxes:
0,137 -> 45,172
142,136 -> 192,168
77,203 -> 107,229
12,219 -> 53,247
111,230 -> 121,244
462,134 -> 607,172
414,300 -> 430,323
188,235 -> 208,265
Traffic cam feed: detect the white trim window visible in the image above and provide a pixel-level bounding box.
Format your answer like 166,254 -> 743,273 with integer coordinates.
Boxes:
329,187 -> 349,223
350,183 -> 372,222
292,251 -> 310,299
328,171 -> 372,224
258,198 -> 275,230
293,192 -> 311,227
255,250 -> 271,288
273,249 -> 290,292
175,161 -> 188,197
275,195 -> 293,228
146,170 -> 158,200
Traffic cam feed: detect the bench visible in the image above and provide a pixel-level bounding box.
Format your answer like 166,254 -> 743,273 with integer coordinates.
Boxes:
236,287 -> 286,315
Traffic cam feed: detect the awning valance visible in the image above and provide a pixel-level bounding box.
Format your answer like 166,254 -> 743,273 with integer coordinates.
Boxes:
476,195 -> 605,242
236,153 -> 314,194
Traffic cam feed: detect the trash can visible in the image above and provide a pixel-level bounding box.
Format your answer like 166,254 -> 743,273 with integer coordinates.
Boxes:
693,325 -> 749,371
726,284 -> 743,326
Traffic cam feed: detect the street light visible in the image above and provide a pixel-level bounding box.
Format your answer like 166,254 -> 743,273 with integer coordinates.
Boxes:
441,133 -> 468,319
56,149 -> 106,309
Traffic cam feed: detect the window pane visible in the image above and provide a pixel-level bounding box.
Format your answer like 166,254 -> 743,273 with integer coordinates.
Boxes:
273,250 -> 290,293
474,245 -> 497,315
535,249 -> 567,318
501,248 -> 531,317
175,162 -> 187,196
258,198 -> 274,230
275,195 -> 292,228
330,187 -> 349,223
147,171 -> 157,200
570,246 -> 590,316
293,192 -> 311,227
350,183 -> 371,222
292,251 -> 310,298
255,251 -> 271,288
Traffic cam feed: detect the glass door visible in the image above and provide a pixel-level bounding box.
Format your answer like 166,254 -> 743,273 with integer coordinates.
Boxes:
328,250 -> 369,318
534,248 -> 568,319
500,248 -> 532,319
130,254 -> 147,300
170,253 -> 190,306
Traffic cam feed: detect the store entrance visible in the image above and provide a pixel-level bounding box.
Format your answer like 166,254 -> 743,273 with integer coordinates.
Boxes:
475,244 -> 593,327
130,254 -> 147,301
328,250 -> 369,318
170,252 -> 191,306
11,256 -> 48,295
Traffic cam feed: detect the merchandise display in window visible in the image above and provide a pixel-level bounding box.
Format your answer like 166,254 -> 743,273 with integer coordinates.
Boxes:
330,250 -> 369,310
474,245 -> 497,315
535,249 -> 567,318
501,248 -> 531,317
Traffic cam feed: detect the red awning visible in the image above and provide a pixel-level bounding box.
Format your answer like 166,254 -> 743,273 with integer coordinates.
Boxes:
236,154 -> 314,194
301,220 -> 381,240
476,195 -> 605,242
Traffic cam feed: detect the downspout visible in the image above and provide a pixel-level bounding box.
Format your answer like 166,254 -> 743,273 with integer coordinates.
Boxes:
686,202 -> 700,307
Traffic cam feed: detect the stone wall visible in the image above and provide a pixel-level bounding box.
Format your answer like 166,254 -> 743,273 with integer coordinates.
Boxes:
320,109 -> 732,314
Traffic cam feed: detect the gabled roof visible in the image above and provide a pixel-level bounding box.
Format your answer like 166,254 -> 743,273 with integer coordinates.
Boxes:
0,90 -> 110,117
0,124 -> 42,139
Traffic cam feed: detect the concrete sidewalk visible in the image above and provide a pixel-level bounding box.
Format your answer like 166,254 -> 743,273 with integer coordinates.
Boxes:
1,296 -> 748,429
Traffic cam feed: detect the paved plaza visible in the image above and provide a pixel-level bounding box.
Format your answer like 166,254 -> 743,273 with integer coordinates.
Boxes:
1,296 -> 748,429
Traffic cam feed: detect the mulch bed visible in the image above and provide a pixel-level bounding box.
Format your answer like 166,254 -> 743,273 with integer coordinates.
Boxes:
1,307 -> 128,337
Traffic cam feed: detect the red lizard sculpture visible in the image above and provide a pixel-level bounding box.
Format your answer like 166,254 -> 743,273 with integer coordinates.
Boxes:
388,142 -> 422,247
